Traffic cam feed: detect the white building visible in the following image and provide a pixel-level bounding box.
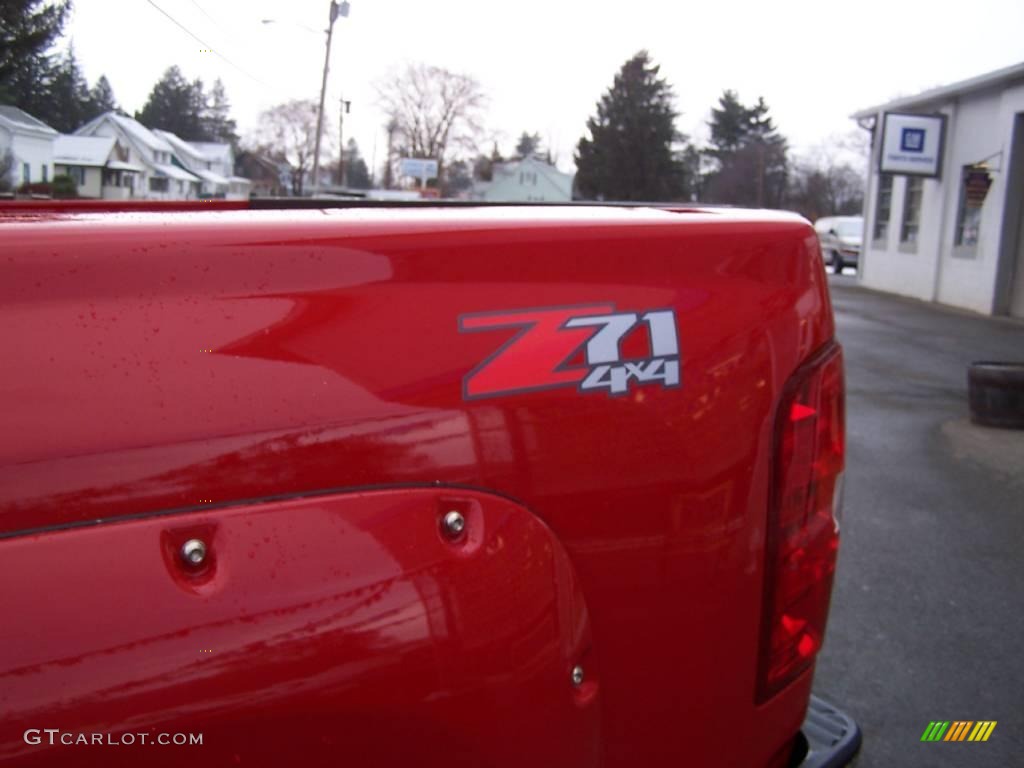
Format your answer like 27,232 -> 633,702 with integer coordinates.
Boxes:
53,134 -> 143,199
74,112 -> 200,199
154,132 -> 250,199
189,141 -> 251,199
472,155 -> 574,202
853,61 -> 1024,318
0,105 -> 57,189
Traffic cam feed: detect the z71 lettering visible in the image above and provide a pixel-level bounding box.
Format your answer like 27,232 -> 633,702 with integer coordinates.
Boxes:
459,305 -> 681,400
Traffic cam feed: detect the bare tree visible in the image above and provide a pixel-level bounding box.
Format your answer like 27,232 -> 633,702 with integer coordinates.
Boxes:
375,62 -> 486,187
787,156 -> 864,222
251,99 -> 332,196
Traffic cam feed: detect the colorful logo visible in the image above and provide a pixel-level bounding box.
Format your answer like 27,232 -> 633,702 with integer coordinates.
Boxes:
459,304 -> 680,400
921,721 -> 997,742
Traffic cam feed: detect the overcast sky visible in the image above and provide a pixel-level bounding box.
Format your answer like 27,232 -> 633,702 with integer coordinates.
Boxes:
64,0 -> 1024,175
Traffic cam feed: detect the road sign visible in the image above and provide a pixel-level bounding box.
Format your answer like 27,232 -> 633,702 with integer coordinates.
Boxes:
399,158 -> 438,181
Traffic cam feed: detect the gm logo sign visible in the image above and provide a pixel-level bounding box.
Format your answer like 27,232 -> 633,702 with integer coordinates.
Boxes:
900,127 -> 926,153
921,721 -> 997,742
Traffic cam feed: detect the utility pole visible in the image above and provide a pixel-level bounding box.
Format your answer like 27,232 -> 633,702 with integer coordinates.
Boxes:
338,97 -> 350,187
384,118 -> 398,190
311,0 -> 349,196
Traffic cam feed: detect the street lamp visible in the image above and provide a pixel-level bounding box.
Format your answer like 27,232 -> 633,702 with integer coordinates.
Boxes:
311,0 -> 349,196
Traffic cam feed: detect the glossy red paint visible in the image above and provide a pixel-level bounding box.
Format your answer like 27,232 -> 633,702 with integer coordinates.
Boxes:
0,205 -> 836,766
0,488 -> 597,767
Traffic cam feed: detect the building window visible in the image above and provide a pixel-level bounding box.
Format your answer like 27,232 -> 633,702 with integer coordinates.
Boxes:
22,163 -> 30,183
873,174 -> 893,242
69,166 -> 85,185
900,177 -> 924,245
954,167 -> 991,251
149,177 -> 169,193
41,165 -> 48,182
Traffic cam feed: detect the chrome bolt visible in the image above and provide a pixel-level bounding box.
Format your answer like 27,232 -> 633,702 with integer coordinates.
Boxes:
571,665 -> 585,687
180,538 -> 207,566
441,510 -> 466,539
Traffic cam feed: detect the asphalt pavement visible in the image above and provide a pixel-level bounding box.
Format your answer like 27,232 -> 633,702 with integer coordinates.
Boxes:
813,273 -> 1024,768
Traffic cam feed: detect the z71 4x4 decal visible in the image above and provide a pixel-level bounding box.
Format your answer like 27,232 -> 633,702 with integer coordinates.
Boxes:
459,304 -> 680,400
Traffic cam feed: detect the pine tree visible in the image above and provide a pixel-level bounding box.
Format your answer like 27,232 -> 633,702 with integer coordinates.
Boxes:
343,138 -> 371,189
574,51 -> 691,201
0,0 -> 69,106
137,67 -> 207,140
704,90 -> 789,208
44,47 -> 92,132
87,75 -> 118,116
707,90 -> 749,159
515,131 -> 542,158
202,78 -> 237,145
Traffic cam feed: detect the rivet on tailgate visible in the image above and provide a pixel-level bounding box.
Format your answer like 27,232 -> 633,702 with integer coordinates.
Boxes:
180,538 -> 208,567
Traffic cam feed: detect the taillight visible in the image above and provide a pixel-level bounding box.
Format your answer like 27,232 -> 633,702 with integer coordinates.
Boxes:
757,343 -> 845,702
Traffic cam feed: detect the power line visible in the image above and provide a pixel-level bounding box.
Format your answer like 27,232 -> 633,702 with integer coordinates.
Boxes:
144,0 -> 270,88
187,0 -> 230,37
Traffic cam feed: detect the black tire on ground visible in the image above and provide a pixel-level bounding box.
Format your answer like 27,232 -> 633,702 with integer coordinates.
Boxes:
967,362 -> 1024,429
831,251 -> 844,274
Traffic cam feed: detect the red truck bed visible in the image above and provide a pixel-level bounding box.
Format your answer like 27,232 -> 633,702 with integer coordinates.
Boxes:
0,203 -> 857,766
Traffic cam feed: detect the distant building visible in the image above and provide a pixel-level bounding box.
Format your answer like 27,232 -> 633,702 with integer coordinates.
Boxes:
0,105 -> 57,189
53,134 -> 143,199
472,155 -> 574,202
235,150 -> 290,197
179,138 -> 251,199
852,61 -> 1024,317
74,112 -> 200,199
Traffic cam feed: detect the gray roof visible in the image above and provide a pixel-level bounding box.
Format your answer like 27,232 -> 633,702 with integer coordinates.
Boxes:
852,60 -> 1024,118
76,112 -> 173,154
153,129 -> 207,163
54,135 -> 115,166
0,105 -> 57,135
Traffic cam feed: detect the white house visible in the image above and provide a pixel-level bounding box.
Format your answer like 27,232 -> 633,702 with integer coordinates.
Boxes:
852,61 -> 1024,318
154,130 -> 229,198
472,155 -> 574,202
74,112 -> 200,199
189,141 -> 251,199
53,134 -> 144,199
0,105 -> 57,189
153,132 -> 248,199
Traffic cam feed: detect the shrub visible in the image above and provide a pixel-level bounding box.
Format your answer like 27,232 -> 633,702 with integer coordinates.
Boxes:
51,174 -> 78,198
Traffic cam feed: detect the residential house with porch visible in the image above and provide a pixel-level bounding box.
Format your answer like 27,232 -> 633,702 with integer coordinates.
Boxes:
53,134 -> 143,199
0,105 -> 57,189
74,112 -> 200,199
190,141 -> 251,199
154,132 -> 249,199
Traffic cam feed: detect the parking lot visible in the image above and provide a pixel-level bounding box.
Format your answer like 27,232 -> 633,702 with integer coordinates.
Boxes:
814,275 -> 1024,767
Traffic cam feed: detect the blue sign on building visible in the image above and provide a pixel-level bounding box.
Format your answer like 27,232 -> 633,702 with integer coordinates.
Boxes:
900,128 -> 926,153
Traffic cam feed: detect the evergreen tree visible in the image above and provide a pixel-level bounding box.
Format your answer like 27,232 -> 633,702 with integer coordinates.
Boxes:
343,138 -> 371,188
137,67 -> 207,139
0,0 -> 69,105
515,131 -> 542,158
202,78 -> 237,145
87,75 -> 118,116
44,47 -> 92,132
707,90 -> 749,159
704,90 -> 789,208
574,51 -> 690,201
